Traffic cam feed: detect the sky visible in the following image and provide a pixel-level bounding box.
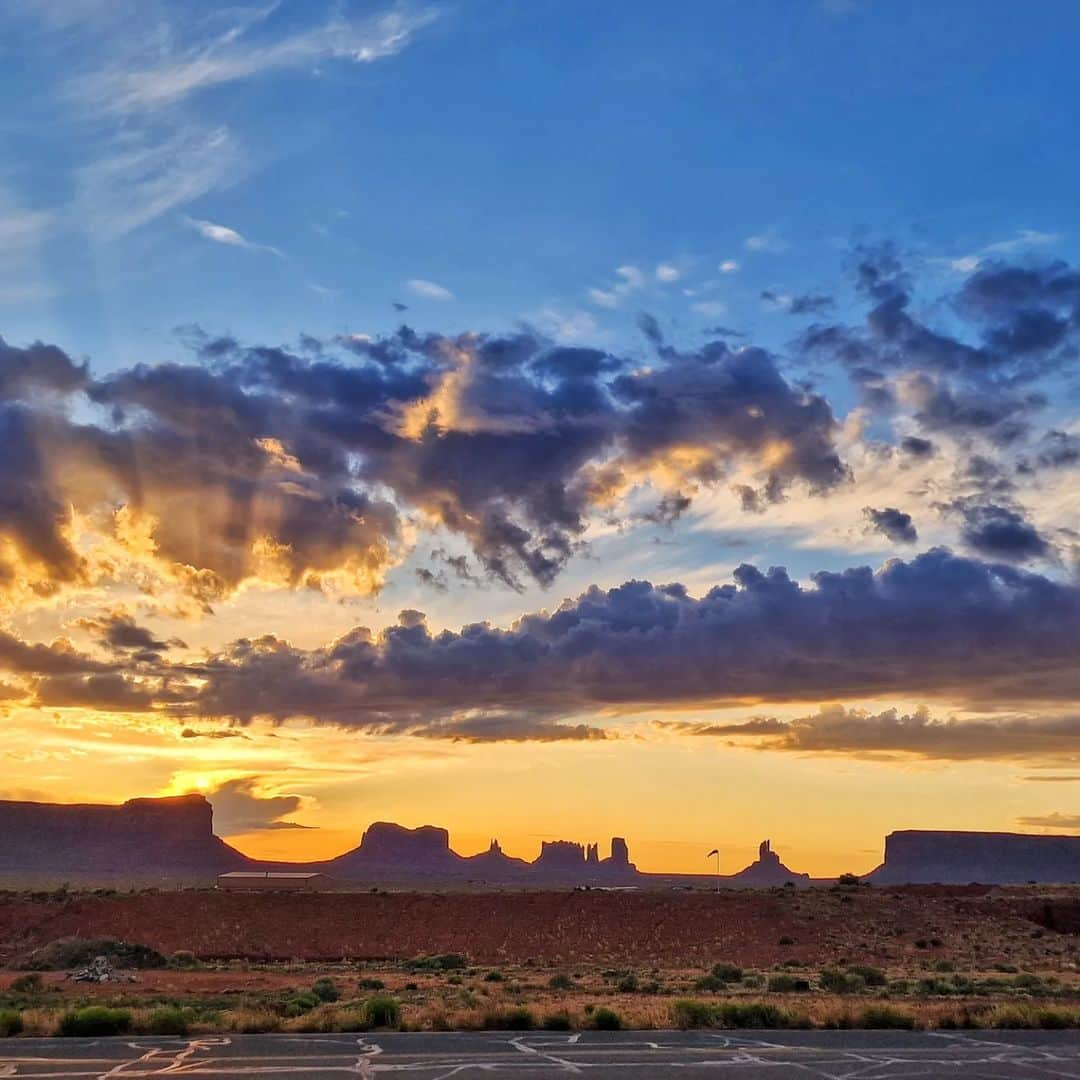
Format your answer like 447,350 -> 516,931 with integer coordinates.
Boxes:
2,0 -> 1080,876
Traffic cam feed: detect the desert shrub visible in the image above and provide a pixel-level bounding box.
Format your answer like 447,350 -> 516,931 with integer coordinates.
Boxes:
284,992 -> 320,1017
0,1010 -> 23,1037
672,1000 -> 714,1029
404,982 -> 418,991
168,951 -> 200,970
230,1009 -> 280,1034
932,959 -> 955,973
1012,973 -> 1043,991
484,1007 -> 535,1031
592,1007 -> 621,1031
358,978 -> 385,991
483,970 -> 504,982
778,936 -> 795,946
710,962 -> 743,982
716,1002 -> 799,1029
408,954 -> 466,972
548,973 -> 574,991
835,873 -> 861,888
693,975 -> 726,992
59,1006 -> 132,1037
145,1007 -> 191,1036
333,1010 -> 368,1032
859,1005 -> 916,1030
819,969 -> 866,994
641,979 -> 661,994
542,1012 -> 572,1031
994,963 -> 1019,974
363,996 -> 402,1029
847,965 -> 887,987
311,977 -> 340,1003
768,974 -> 810,992
616,974 -> 638,993
24,937 -> 166,971
10,973 -> 43,994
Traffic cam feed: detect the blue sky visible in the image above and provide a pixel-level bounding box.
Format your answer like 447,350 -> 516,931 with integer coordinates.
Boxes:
4,0 -> 1080,366
4,0 -> 1080,869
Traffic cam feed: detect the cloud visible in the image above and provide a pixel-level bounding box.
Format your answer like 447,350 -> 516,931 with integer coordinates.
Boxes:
761,291 -> 834,316
206,777 -> 315,834
864,506 -> 918,544
184,217 -> 283,258
953,501 -> 1050,563
178,549 -> 1080,737
406,278 -> 455,301
744,230 -> 786,253
664,705 -> 1080,763
1015,812 -> 1080,830
719,260 -> 740,273
656,263 -> 680,282
81,6 -> 439,113
77,125 -> 244,238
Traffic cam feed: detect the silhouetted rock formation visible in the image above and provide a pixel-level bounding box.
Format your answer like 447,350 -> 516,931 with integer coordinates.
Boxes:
463,839 -> 530,878
0,795 -> 247,875
725,838 -> 811,887
326,822 -> 464,876
870,830 -> 1080,885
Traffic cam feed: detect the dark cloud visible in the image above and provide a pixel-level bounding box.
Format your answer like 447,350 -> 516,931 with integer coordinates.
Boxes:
34,673 -> 158,712
180,727 -> 248,740
75,612 -> 183,656
1015,813 -> 1080,830
663,705 -> 1080,762
864,506 -> 918,544
177,550 -> 1080,739
206,777 -> 315,834
0,631 -> 109,676
761,291 -> 834,315
899,436 -> 935,458
954,502 -> 1050,562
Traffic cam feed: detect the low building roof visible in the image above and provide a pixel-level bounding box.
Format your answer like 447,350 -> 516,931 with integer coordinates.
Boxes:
218,871 -> 327,880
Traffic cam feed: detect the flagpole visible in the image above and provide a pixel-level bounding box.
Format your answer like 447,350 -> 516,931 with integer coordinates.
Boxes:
706,848 -> 720,893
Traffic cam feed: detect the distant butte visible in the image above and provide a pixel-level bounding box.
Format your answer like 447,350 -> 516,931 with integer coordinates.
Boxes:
0,796 -> 1078,885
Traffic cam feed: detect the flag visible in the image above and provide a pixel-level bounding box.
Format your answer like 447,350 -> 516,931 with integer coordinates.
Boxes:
706,848 -> 719,858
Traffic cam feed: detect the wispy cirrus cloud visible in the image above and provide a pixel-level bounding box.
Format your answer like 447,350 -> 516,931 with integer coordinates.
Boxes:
78,5 -> 440,114
406,278 -> 454,301
183,216 -> 284,258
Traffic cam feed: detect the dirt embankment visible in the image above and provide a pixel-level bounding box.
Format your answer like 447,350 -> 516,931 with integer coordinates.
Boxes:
0,885 -> 1070,969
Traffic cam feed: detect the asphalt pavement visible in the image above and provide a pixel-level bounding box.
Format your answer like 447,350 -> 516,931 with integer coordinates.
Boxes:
2,1028 -> 1079,1077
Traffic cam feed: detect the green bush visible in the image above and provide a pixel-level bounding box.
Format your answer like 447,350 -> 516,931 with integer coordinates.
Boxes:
284,991 -> 320,1017
710,962 -> 744,982
483,970 -> 504,982
716,1002 -> 798,1029
0,1010 -> 23,1038
672,1000 -> 714,1029
548,973 -> 574,991
484,1007 -> 535,1031
542,1013 -> 572,1031
592,1008 -> 621,1031
847,965 -> 887,987
859,1005 -> 916,1030
25,937 -> 166,971
311,977 -> 340,1003
168,951 -> 200,970
358,977 -> 385,991
146,1007 -> 191,1036
59,1007 -> 133,1037
768,974 -> 810,993
363,996 -> 402,1029
819,969 -> 867,994
616,974 -> 638,993
407,954 -> 467,972
9,973 -> 43,994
